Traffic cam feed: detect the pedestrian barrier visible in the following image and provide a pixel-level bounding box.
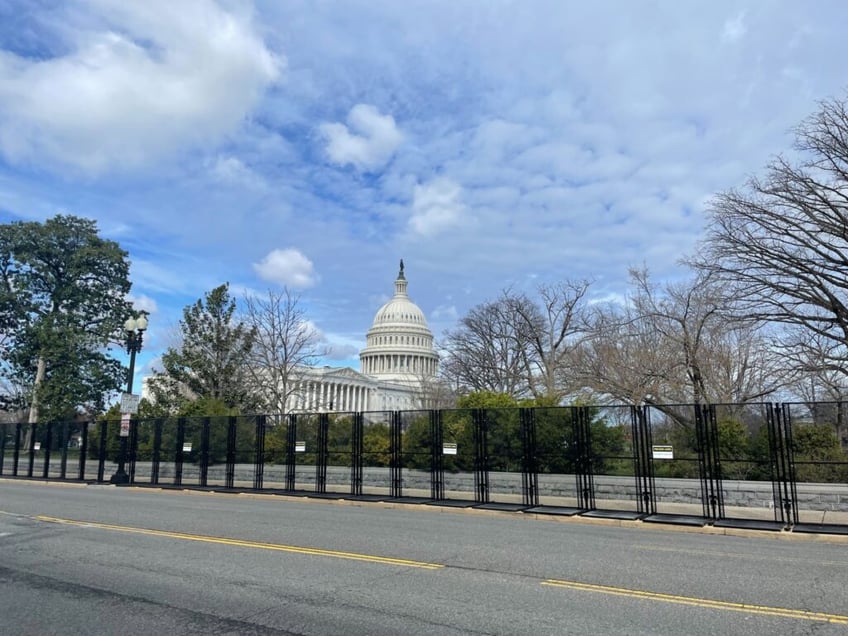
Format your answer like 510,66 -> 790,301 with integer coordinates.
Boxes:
2,403 -> 846,534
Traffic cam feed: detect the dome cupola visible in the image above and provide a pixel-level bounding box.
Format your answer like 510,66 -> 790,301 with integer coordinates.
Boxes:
359,260 -> 439,383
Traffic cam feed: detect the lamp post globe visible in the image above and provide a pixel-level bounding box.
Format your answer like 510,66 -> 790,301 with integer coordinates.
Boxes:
110,313 -> 148,485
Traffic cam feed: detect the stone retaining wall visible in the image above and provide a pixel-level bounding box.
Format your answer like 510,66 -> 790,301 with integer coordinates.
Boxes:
143,463 -> 848,512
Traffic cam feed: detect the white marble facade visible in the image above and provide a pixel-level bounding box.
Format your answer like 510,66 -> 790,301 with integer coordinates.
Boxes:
286,261 -> 438,413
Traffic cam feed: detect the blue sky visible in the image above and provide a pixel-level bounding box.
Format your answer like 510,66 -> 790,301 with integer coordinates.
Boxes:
1,0 -> 847,388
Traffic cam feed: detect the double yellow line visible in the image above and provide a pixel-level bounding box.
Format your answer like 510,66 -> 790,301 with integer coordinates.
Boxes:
34,515 -> 848,625
34,515 -> 443,570
542,579 -> 848,625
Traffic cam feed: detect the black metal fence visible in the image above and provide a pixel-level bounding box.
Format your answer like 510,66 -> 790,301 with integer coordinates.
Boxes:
2,402 -> 847,534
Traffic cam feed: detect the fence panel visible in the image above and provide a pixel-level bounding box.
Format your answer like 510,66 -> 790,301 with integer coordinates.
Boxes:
532,407 -> 582,509
399,410 -> 434,501
437,409 -> 477,502
483,408 -> 525,506
360,411 -> 392,497
290,413 -> 321,492
784,401 -> 848,531
260,414 -> 289,489
645,404 -> 706,519
585,405 -> 640,514
710,403 -> 789,527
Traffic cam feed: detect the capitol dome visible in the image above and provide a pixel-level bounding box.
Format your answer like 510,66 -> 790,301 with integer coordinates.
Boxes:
359,261 -> 439,383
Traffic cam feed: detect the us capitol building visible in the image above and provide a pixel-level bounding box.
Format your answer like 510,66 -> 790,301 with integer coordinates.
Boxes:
285,261 -> 440,413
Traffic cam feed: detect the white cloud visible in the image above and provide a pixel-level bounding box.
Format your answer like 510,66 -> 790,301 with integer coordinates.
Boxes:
408,177 -> 467,237
253,248 -> 318,289
431,304 -> 458,321
208,155 -> 265,189
319,104 -> 403,171
0,0 -> 282,174
128,294 -> 158,315
722,13 -> 747,42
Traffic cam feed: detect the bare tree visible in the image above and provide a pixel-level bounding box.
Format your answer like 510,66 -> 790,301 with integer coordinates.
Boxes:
505,280 -> 591,402
783,328 -> 848,446
242,288 -> 327,415
576,269 -> 783,424
690,94 -> 848,378
441,298 -> 533,398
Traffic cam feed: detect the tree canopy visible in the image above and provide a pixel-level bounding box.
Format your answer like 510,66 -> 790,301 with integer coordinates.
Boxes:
148,283 -> 256,413
0,214 -> 132,421
691,94 -> 848,380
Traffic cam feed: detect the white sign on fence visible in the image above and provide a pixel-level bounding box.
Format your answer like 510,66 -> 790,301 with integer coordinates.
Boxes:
442,443 -> 458,455
652,445 -> 674,460
120,392 -> 140,414
182,442 -> 193,453
295,441 -> 306,452
119,413 -> 131,438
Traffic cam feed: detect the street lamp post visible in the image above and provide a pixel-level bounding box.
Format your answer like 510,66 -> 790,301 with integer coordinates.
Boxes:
110,313 -> 148,485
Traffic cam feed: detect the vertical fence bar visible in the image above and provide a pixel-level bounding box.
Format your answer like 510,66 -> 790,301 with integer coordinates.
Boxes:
473,409 -> 489,504
391,411 -> 402,498
351,413 -> 363,496
78,423 -> 88,481
27,423 -> 37,477
128,417 -> 139,484
315,413 -> 328,494
13,422 -> 22,476
695,404 -> 723,521
430,410 -> 444,501
768,404 -> 797,527
574,406 -> 595,510
225,416 -> 237,489
780,403 -> 799,526
765,405 -> 784,524
632,406 -> 656,516
59,421 -> 69,479
174,417 -> 185,486
766,404 -> 791,525
96,421 -> 107,482
520,408 -> 539,507
253,415 -> 266,490
285,414 -> 296,491
199,417 -> 210,488
42,422 -> 52,478
151,418 -> 163,485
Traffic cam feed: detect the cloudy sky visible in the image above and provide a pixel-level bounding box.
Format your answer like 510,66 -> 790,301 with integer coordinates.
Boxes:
1,0 -> 846,384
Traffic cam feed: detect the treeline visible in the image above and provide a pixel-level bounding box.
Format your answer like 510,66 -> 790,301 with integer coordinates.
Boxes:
3,94 -> 848,458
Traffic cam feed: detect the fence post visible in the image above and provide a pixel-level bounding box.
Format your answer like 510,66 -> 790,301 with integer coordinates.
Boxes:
59,421 -> 69,479
13,422 -> 22,476
27,423 -> 37,477
285,414 -> 296,491
200,417 -> 210,488
632,405 -> 656,516
253,415 -> 266,490
391,411 -> 402,498
225,416 -> 237,489
473,408 -> 489,504
520,407 -> 538,507
430,410 -> 444,501
351,412 -> 363,496
96,421 -> 107,482
174,417 -> 185,486
151,418 -> 163,485
315,413 -> 328,494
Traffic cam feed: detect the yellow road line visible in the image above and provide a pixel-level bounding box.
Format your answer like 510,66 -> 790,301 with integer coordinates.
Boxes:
542,579 -> 848,624
34,515 -> 443,570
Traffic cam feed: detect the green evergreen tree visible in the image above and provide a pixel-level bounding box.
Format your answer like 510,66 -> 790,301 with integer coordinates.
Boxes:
148,284 -> 256,413
0,215 -> 132,422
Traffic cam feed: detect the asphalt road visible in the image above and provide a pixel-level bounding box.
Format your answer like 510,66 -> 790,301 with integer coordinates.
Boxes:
1,480 -> 847,635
